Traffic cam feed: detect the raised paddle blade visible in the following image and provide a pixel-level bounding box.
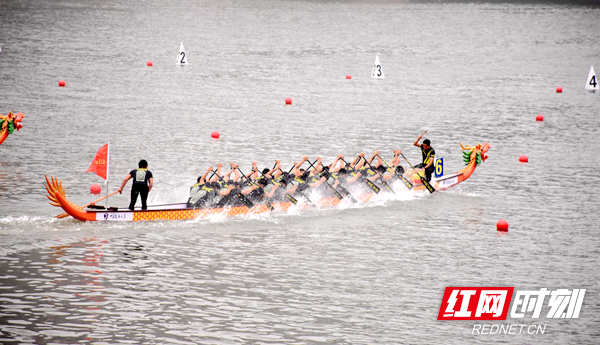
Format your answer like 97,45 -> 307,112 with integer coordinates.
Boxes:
237,192 -> 255,209
381,180 -> 395,194
299,192 -> 314,206
285,193 -> 298,204
364,179 -> 381,194
399,153 -> 435,193
325,182 -> 343,200
399,175 -> 413,190
420,175 -> 436,193
337,185 -> 358,203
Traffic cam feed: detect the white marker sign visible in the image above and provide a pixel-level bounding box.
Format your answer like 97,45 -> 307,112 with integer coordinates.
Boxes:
177,43 -> 187,65
585,65 -> 598,90
371,54 -> 384,79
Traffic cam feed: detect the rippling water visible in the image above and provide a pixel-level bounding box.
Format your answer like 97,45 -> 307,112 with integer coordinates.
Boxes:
1,0 -> 599,343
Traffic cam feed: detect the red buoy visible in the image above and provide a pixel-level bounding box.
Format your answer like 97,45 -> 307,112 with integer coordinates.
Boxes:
556,86 -> 562,93
90,183 -> 102,195
536,114 -> 544,121
58,80 -> 66,87
147,61 -> 153,67
211,131 -> 220,139
496,219 -> 509,232
519,155 -> 528,163
285,97 -> 292,105
346,74 -> 352,79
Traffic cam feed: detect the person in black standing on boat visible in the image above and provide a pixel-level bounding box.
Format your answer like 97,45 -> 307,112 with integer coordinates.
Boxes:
413,131 -> 436,182
117,159 -> 153,210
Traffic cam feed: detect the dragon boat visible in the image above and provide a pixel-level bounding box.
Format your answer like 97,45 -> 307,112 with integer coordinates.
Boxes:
0,112 -> 25,146
45,142 -> 490,222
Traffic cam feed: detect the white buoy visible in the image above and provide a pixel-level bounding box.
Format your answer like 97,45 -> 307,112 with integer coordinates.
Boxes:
371,54 -> 384,79
176,43 -> 187,65
585,65 -> 598,91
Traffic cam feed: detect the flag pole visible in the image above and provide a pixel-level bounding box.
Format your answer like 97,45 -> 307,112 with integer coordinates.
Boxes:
106,142 -> 110,208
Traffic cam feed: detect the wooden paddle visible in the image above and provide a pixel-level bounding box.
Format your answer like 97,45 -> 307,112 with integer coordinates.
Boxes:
362,157 -> 396,194
376,154 -> 413,190
236,167 -> 274,211
306,159 -> 358,203
256,168 -> 298,204
305,159 -> 343,200
340,157 -> 381,194
55,191 -> 119,219
400,153 -> 435,193
277,170 -> 315,206
212,169 -> 256,209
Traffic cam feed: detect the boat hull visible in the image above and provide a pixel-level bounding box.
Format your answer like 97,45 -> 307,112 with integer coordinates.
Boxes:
45,142 -> 489,222
0,128 -> 7,146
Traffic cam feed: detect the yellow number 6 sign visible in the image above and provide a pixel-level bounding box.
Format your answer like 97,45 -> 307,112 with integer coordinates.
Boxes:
434,158 -> 443,178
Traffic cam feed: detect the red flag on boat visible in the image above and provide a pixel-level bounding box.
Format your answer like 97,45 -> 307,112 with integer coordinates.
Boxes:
85,143 -> 110,181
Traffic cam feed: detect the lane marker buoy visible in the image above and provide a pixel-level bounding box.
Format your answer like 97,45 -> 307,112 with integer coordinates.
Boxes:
497,219 -> 509,232
211,131 -> 220,139
147,61 -> 153,67
536,114 -> 544,121
556,86 -> 562,93
519,155 -> 528,163
285,97 -> 292,105
346,74 -> 352,79
90,183 -> 101,195
58,80 -> 66,87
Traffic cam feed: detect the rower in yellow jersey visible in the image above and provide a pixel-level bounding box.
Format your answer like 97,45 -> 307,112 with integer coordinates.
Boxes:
413,131 -> 436,182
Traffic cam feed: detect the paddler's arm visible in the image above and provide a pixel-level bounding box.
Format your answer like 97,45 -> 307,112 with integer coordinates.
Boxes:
199,167 -> 213,185
269,160 -> 281,179
310,176 -> 326,188
368,173 -> 380,183
332,179 -> 340,188
310,157 -> 322,175
382,170 -> 394,181
246,162 -> 258,180
249,164 -> 259,180
148,177 -> 153,192
414,131 -> 426,147
328,155 -> 340,173
376,153 -> 384,167
223,168 -> 234,180
264,184 -> 278,198
392,150 -> 402,166
220,185 -> 235,196
350,154 -> 362,168
330,155 -> 344,173
346,171 -> 362,184
230,163 -> 241,182
210,163 -> 223,183
290,156 -> 307,177
241,185 -> 257,195
367,151 -> 379,165
354,152 -> 366,170
116,173 -> 132,194
286,183 -> 298,194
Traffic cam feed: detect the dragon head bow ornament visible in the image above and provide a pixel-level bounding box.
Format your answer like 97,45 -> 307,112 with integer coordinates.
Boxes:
460,142 -> 490,166
0,111 -> 25,146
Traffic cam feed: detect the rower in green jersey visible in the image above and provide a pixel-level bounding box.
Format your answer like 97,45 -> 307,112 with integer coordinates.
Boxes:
413,130 -> 436,181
